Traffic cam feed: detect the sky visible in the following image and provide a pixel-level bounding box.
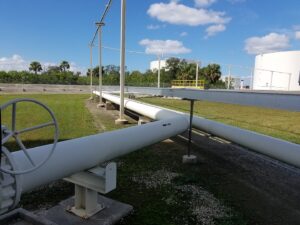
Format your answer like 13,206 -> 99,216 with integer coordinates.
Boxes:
0,0 -> 300,76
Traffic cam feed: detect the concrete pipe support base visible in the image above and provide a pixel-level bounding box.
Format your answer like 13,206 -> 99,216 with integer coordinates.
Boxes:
182,155 -> 197,164
115,118 -> 128,125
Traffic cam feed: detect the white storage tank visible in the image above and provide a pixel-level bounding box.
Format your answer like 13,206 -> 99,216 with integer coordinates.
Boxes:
253,51 -> 300,91
150,60 -> 167,72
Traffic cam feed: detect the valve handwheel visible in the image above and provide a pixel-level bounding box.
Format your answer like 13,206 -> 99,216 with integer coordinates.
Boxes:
0,98 -> 59,175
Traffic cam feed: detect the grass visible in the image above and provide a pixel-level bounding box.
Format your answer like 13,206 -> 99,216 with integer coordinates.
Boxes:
0,94 -> 248,224
3,94 -> 282,224
109,139 -> 249,225
0,93 -> 99,209
139,97 -> 300,144
86,97 -> 136,132
0,94 -> 98,149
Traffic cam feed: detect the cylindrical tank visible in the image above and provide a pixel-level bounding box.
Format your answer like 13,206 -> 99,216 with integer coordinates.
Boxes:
253,51 -> 300,91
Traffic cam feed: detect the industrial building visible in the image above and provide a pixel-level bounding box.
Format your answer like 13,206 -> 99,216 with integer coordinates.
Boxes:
253,51 -> 300,91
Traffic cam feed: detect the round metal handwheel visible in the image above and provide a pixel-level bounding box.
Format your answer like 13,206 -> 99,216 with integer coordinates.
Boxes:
0,98 -> 59,175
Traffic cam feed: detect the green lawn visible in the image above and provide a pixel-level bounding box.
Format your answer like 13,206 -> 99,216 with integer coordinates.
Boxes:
139,97 -> 300,144
2,94 -> 247,224
0,94 -> 294,224
0,94 -> 98,149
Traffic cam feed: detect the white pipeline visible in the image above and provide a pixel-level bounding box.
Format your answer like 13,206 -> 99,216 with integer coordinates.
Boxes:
12,116 -> 188,193
97,91 -> 300,168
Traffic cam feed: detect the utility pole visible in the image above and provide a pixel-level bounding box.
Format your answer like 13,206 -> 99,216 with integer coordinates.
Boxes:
250,68 -> 254,90
115,0 -> 128,124
96,22 -> 105,107
89,44 -> 94,100
227,65 -> 232,90
157,54 -> 161,88
195,61 -> 200,87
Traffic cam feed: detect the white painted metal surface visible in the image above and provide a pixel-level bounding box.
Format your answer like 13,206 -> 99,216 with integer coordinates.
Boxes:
118,0 -> 126,121
150,60 -> 167,72
97,22 -> 105,106
158,55 -> 161,88
195,62 -> 199,87
0,99 -> 59,175
97,92 -> 300,169
64,163 -> 117,195
12,116 -> 188,193
64,163 -> 117,218
254,51 -> 300,91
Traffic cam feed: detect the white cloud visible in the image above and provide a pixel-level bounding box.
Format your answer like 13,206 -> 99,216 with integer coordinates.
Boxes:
147,24 -> 166,30
195,0 -> 217,8
43,61 -> 85,74
295,31 -> 300,40
0,55 -> 28,71
180,32 -> 188,37
139,39 -> 191,55
205,24 -> 226,37
244,33 -> 290,55
147,1 -> 230,26
69,62 -> 86,74
0,54 -> 85,74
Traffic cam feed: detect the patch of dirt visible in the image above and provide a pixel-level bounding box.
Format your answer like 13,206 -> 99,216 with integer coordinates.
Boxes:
85,99 -> 136,132
85,99 -> 107,132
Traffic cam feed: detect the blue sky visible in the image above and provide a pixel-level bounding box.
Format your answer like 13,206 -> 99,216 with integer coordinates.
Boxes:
0,0 -> 300,75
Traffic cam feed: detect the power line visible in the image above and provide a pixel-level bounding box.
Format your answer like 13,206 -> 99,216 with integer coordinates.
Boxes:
90,0 -> 113,46
90,44 -> 151,55
95,44 -> 255,72
102,46 -> 147,55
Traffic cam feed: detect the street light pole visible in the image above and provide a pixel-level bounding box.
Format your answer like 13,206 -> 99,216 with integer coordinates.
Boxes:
115,0 -> 128,124
96,22 -> 105,107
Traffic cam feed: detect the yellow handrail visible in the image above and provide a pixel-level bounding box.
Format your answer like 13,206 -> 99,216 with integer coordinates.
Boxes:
171,80 -> 205,89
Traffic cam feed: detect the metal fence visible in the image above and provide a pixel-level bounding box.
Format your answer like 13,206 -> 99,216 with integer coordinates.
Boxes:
171,80 -> 205,89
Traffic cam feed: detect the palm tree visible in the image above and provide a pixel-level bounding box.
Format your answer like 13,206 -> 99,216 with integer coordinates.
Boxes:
202,64 -> 221,84
29,61 -> 42,74
175,60 -> 196,80
166,57 -> 181,79
59,61 -> 70,72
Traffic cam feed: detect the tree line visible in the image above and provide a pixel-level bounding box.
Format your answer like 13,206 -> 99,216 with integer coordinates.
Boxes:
0,58 -> 225,88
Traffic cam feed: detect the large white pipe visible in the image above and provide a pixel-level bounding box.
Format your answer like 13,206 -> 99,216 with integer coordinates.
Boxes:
12,117 -> 188,193
98,91 -> 300,168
